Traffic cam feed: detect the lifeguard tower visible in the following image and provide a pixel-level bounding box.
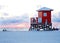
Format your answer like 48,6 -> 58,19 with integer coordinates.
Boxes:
29,7 -> 53,31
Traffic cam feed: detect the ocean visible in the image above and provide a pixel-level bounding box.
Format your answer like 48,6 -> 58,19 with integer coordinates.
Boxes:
0,31 -> 60,43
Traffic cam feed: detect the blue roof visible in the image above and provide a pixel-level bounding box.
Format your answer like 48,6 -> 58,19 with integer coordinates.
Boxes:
37,7 -> 53,11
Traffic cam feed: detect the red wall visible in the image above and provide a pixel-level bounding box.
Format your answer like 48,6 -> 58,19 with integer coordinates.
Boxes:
38,11 -> 51,24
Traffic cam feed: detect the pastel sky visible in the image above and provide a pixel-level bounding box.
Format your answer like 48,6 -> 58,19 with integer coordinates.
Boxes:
0,0 -> 60,29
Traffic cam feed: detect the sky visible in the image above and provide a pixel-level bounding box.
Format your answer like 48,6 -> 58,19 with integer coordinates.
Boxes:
0,0 -> 60,29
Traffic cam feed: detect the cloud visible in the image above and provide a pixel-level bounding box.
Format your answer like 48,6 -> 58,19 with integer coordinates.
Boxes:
0,14 -> 30,29
52,22 -> 60,28
0,5 -> 3,9
3,13 -> 9,16
0,14 -> 29,25
52,12 -> 60,22
52,12 -> 60,28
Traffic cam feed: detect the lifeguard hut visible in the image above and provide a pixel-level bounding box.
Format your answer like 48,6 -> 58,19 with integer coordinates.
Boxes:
29,7 -> 53,31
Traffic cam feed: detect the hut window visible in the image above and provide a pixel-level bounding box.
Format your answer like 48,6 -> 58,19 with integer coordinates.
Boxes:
44,13 -> 47,16
38,18 -> 42,23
